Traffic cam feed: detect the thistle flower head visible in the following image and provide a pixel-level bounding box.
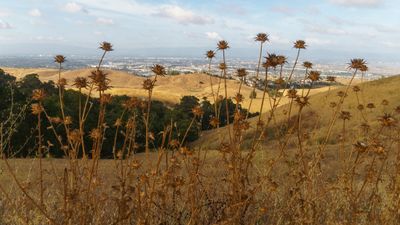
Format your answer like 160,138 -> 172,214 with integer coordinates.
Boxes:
277,55 -> 287,65
151,64 -> 166,76
287,89 -> 298,99
234,93 -> 244,103
255,33 -> 269,43
295,96 -> 310,108
73,77 -> 88,89
395,106 -> 400,114
64,116 -> 72,125
348,58 -> 367,70
367,103 -> 376,109
357,104 -> 364,111
32,89 -> 46,101
89,128 -> 102,140
265,53 -> 279,68
360,64 -> 368,72
378,113 -> 397,127
68,129 -> 81,143
294,40 -> 306,49
192,105 -> 204,117
337,91 -> 347,98
236,68 -> 248,77
99,41 -> 113,52
327,76 -> 336,82
352,86 -> 361,92
339,111 -> 352,120
89,70 -> 111,91
381,99 -> 389,106
329,102 -> 337,108
31,103 -> 43,115
206,50 -> 215,59
54,55 -> 66,64
143,78 -> 155,90
303,61 -> 313,69
210,117 -> 220,128
219,63 -> 227,70
217,40 -> 229,50
308,71 -> 321,82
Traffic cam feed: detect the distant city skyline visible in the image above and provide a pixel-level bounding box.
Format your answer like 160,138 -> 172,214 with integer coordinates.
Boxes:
1,0 -> 400,63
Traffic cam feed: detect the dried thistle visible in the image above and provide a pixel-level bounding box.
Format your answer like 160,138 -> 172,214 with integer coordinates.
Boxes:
353,86 -> 361,92
219,63 -> 227,70
99,41 -> 113,52
217,40 -> 229,50
142,79 -> 155,90
192,105 -> 204,117
308,71 -> 321,82
90,128 -> 102,140
64,116 -> 72,125
327,76 -> 336,82
210,117 -> 220,128
206,50 -> 215,59
234,93 -> 244,103
378,113 -> 397,127
31,103 -> 43,115
381,99 -> 389,106
255,33 -> 269,43
295,96 -> 310,108
287,89 -> 298,99
294,40 -> 306,49
236,68 -> 248,77
54,55 -> 66,64
89,70 -> 111,91
73,77 -> 88,89
32,89 -> 46,101
367,103 -> 376,109
303,61 -> 313,69
348,58 -> 367,70
339,111 -> 352,120
151,64 -> 166,76
277,55 -> 287,65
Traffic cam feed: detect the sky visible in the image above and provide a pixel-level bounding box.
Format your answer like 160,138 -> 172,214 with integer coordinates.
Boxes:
1,0 -> 400,62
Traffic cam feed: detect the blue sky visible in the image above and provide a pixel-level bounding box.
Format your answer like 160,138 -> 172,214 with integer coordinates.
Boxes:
1,0 -> 400,61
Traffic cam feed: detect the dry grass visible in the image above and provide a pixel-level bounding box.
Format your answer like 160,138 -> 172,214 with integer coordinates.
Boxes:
2,67 -> 330,112
1,40 -> 400,225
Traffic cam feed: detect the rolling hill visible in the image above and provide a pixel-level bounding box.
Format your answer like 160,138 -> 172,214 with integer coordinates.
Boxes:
2,67 -> 332,113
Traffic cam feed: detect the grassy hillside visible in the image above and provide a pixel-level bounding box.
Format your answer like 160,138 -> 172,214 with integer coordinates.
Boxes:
3,67 -> 332,112
195,75 -> 400,149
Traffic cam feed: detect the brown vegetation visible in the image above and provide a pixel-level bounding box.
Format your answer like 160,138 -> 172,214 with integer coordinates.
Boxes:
1,37 -> 400,225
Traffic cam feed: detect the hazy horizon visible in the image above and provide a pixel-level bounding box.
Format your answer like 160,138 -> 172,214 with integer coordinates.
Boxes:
1,0 -> 400,64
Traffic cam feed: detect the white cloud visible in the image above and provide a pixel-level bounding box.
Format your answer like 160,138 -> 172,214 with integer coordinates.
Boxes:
154,5 -> 214,25
329,0 -> 383,7
73,0 -> 213,25
0,9 -> 11,17
96,17 -> 114,25
64,2 -> 84,13
206,32 -> 222,40
270,6 -> 295,15
29,9 -> 42,17
0,19 -> 12,29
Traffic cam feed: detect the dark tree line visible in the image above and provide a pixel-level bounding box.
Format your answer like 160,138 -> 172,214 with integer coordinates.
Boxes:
0,68 -> 257,158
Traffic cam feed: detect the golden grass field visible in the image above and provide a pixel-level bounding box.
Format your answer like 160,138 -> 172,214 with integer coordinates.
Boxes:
3,67 -> 334,113
2,57 -> 400,224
